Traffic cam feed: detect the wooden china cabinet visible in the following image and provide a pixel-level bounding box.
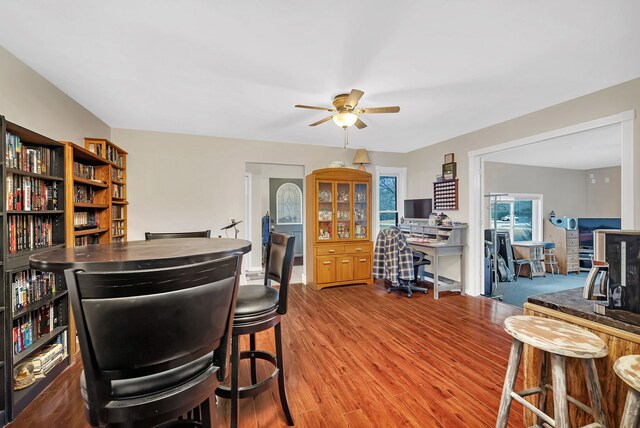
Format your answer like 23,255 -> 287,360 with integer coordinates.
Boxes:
305,168 -> 373,290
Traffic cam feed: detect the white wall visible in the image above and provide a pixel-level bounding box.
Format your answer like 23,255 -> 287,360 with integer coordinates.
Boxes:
0,46 -> 110,142
585,166 -> 621,217
245,163 -> 304,269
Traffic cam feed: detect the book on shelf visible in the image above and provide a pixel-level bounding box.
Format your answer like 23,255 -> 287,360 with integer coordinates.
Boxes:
75,235 -> 100,246
12,270 -> 58,312
7,215 -> 54,253
5,132 -> 58,175
74,183 -> 96,203
74,210 -> 99,229
6,173 -> 59,211
13,301 -> 61,355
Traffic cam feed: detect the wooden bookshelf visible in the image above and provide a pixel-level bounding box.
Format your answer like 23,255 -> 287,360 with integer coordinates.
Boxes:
1,116 -> 70,423
84,138 -> 128,242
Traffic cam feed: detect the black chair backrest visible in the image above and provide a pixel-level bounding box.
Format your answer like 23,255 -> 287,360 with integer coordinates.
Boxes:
264,233 -> 295,315
65,255 -> 241,390
145,230 -> 211,240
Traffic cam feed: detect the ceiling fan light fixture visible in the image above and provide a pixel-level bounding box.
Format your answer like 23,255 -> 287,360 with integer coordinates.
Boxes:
332,112 -> 358,128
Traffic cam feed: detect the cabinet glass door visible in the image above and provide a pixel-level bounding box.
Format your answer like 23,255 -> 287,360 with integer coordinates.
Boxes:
335,182 -> 351,240
317,181 -> 333,241
354,182 -> 369,239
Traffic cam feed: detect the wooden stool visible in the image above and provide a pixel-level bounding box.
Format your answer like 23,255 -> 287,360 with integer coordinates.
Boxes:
496,315 -> 608,428
613,355 -> 640,427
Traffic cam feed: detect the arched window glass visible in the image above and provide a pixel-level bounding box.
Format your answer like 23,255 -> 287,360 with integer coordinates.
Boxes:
276,183 -> 302,225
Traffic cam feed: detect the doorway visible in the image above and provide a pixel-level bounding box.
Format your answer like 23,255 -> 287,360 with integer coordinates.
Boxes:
467,110 -> 635,301
245,162 -> 305,281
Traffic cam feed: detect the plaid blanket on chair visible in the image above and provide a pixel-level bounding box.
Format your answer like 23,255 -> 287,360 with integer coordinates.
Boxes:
373,226 -> 414,286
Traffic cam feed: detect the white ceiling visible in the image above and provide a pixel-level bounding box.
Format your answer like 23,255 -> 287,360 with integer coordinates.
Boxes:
484,124 -> 621,170
1,1 -> 639,153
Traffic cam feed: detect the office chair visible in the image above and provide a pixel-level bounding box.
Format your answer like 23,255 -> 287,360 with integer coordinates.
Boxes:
64,255 -> 242,427
216,232 -> 296,428
512,251 -> 533,280
145,230 -> 211,240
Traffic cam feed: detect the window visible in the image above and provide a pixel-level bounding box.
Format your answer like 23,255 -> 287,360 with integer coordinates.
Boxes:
379,176 -> 398,229
489,194 -> 542,242
276,183 -> 302,225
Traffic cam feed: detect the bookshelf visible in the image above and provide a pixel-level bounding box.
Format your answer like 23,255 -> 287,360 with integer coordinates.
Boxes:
84,138 -> 128,243
1,117 -> 70,422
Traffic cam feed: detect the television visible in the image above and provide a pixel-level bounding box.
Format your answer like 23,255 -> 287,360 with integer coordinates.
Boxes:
577,217 -> 621,248
404,198 -> 432,219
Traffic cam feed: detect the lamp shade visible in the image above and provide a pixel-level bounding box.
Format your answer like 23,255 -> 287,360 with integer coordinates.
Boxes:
353,149 -> 370,165
332,112 -> 358,128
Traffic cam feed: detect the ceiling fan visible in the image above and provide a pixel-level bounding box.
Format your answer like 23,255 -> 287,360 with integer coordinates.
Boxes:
295,89 -> 400,130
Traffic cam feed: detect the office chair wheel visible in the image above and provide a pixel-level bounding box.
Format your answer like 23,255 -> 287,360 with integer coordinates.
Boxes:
423,290 -> 428,294
387,288 -> 391,293
407,292 -> 413,298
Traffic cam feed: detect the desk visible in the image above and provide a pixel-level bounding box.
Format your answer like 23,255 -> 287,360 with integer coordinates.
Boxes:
407,239 -> 465,299
511,241 -> 546,278
29,237 -> 252,272
30,238 -> 252,360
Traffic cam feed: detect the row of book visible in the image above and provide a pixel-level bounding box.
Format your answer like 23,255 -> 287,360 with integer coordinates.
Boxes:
106,145 -> 125,166
75,235 -> 100,246
111,167 -> 124,181
11,270 -> 59,313
112,205 -> 125,218
74,210 -> 99,229
13,301 -> 61,355
30,342 -> 66,377
8,215 -> 55,254
5,133 -> 59,175
73,161 -> 98,181
112,220 -> 125,236
74,183 -> 96,204
112,183 -> 125,198
6,173 -> 59,211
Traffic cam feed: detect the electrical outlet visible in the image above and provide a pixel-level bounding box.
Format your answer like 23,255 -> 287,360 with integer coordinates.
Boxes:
591,179 -> 596,184
589,173 -> 595,179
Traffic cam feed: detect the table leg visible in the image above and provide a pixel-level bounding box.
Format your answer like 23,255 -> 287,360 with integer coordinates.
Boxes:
433,250 -> 439,299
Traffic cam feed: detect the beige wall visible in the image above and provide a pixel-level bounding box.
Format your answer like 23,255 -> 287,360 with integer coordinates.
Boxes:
484,162 -> 588,218
111,128 -> 408,271
407,77 -> 639,225
0,46 -> 110,143
585,166 -> 621,217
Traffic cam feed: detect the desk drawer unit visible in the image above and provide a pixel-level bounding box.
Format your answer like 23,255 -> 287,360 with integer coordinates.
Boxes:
544,224 -> 581,275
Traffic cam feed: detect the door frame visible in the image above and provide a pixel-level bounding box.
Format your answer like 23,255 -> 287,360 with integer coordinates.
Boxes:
466,109 -> 636,297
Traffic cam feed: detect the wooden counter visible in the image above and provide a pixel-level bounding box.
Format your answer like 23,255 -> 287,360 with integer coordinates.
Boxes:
523,291 -> 640,427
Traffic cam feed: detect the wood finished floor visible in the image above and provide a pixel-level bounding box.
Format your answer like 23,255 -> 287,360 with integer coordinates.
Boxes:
8,281 -> 524,428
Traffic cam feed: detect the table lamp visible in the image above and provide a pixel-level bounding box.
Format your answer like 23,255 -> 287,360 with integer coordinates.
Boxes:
352,149 -> 370,171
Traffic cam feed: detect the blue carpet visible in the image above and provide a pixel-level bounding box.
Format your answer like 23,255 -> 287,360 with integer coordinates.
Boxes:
489,272 -> 587,308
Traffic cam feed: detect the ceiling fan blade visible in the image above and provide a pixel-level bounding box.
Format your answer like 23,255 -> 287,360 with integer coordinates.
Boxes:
295,104 -> 335,112
354,118 -> 367,129
357,106 -> 400,114
345,89 -> 364,109
309,116 -> 333,126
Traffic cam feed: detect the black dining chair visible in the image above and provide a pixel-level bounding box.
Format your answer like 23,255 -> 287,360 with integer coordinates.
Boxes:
216,232 -> 296,427
64,255 -> 242,427
145,230 -> 211,240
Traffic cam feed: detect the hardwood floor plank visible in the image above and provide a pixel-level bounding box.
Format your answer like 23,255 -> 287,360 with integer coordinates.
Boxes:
7,281 -> 524,428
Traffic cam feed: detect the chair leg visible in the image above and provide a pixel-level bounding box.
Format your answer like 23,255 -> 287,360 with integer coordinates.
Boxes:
581,359 -> 608,428
536,352 -> 549,427
620,387 -> 640,428
496,339 -> 523,428
550,354 -> 570,428
200,397 -> 214,428
275,323 -> 294,426
230,334 -> 240,428
250,333 -> 258,385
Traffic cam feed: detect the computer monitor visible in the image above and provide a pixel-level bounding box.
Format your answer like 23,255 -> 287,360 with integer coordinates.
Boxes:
404,198 -> 432,219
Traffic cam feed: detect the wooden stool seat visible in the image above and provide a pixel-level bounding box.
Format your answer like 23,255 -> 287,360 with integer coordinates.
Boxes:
497,316 -> 608,428
614,355 -> 640,427
504,315 -> 608,359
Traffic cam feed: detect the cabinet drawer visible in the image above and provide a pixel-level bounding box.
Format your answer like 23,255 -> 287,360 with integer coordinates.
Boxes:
316,256 -> 336,284
566,255 -> 580,264
567,238 -> 579,248
566,230 -> 578,239
353,255 -> 372,280
336,256 -> 354,282
317,245 -> 344,256
345,243 -> 371,254
566,246 -> 579,255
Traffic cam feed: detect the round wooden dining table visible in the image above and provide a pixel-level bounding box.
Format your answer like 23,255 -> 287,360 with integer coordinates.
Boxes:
29,238 -> 252,272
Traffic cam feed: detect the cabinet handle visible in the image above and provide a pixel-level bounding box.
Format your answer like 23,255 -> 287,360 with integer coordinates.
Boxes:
359,258 -> 367,262
355,248 -> 362,251
323,261 -> 331,265
341,260 -> 350,264
328,249 -> 335,253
